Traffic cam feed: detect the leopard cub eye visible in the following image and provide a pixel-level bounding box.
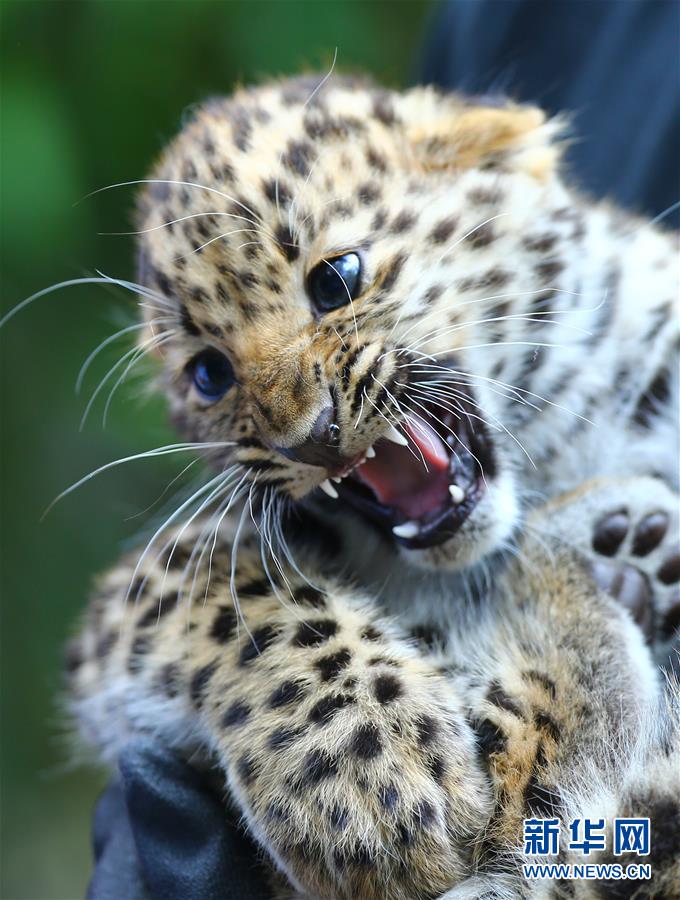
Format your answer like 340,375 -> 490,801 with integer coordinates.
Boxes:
190,348 -> 235,401
308,252 -> 361,313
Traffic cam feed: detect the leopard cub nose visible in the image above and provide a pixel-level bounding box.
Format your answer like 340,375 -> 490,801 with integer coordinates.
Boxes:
276,405 -> 343,468
309,406 -> 339,446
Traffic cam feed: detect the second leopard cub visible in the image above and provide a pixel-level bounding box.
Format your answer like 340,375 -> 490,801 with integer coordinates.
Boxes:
68,76 -> 679,897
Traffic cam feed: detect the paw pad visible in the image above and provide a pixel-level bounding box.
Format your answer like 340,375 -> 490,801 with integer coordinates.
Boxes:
661,595 -> 680,638
591,561 -> 654,641
631,512 -> 669,556
657,552 -> 680,585
592,510 -> 629,556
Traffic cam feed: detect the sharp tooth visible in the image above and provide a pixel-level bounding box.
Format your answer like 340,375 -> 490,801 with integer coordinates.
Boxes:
448,484 -> 465,504
331,476 -> 342,484
392,521 -> 420,539
365,445 -> 376,458
384,425 -> 408,447
320,479 -> 338,499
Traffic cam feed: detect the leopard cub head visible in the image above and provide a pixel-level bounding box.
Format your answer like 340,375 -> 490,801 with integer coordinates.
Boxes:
136,74 -> 568,570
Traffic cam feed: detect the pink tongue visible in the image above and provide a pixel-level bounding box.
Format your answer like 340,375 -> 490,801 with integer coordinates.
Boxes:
356,419 -> 451,520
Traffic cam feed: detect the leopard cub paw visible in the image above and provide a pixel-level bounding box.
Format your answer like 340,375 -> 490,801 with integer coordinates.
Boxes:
535,477 -> 679,653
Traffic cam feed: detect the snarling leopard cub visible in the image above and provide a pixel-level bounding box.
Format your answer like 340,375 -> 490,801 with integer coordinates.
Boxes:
68,76 -> 680,898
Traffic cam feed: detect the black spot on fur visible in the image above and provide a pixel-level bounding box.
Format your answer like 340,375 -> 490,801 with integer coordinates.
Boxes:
266,800 -> 289,822
275,223 -> 299,263
309,693 -> 355,725
358,182 -> 381,205
237,754 -> 258,785
159,662 -> 180,698
227,104 -> 252,152
373,673 -> 402,704
410,624 -> 443,651
523,233 -> 559,253
472,717 -> 508,759
180,304 -> 201,337
372,92 -> 396,125
262,177 -> 291,206
468,186 -> 503,206
239,625 -> 280,665
415,715 -> 438,747
423,284 -> 445,305
293,619 -> 337,647
427,755 -> 446,784
329,804 -> 349,830
190,660 -> 218,707
127,635 -> 152,674
191,286 -> 209,304
391,211 -> 417,234
210,607 -> 237,644
429,216 -> 458,244
369,656 -> 399,667
644,798 -> 680,868
413,799 -> 437,829
458,267 -> 511,292
315,648 -> 352,681
348,843 -> 374,867
535,711 -> 561,742
238,578 -> 272,598
524,772 -> 561,817
380,252 -> 407,292
633,367 -> 670,428
269,726 -> 303,751
535,260 -> 565,283
361,625 -> 382,642
294,586 -> 326,609
398,822 -> 415,847
304,111 -> 364,141
222,700 -> 250,727
95,630 -> 118,659
366,146 -> 387,172
302,749 -> 338,785
283,139 -> 314,177
379,783 -> 399,811
487,681 -> 524,718
350,723 -> 383,759
466,222 -> 496,248
269,679 -> 306,708
371,208 -> 387,232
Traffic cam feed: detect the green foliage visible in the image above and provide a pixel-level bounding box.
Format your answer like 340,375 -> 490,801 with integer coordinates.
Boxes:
0,1 -> 431,896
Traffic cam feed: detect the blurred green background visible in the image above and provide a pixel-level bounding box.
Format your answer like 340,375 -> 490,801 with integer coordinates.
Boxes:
0,1 -> 432,896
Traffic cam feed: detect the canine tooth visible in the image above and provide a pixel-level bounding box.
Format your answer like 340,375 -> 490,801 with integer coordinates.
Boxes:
392,521 -> 420,539
320,479 -> 338,499
332,477 -> 342,484
366,445 -> 376,458
384,425 -> 409,447
448,484 -> 465,504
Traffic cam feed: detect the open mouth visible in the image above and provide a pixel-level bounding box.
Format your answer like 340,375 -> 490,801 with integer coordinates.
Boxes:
330,386 -> 497,549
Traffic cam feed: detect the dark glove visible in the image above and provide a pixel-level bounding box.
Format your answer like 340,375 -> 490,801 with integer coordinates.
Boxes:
87,740 -> 271,900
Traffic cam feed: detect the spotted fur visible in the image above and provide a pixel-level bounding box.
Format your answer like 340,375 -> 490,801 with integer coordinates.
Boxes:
68,76 -> 679,898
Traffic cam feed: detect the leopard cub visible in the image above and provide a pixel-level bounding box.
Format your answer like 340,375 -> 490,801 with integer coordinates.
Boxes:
66,75 -> 679,898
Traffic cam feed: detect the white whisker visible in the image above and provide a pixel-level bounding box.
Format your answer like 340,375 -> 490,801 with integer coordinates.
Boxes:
76,321 -> 172,394
42,442 -> 235,519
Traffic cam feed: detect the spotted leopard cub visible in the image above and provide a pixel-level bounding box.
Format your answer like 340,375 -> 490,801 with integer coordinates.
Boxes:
68,75 -> 678,898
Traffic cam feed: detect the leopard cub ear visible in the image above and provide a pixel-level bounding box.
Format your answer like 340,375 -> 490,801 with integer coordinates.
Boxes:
405,92 -> 563,181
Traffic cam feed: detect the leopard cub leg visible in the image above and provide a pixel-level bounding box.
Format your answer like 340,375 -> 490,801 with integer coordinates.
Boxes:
68,523 -> 492,900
